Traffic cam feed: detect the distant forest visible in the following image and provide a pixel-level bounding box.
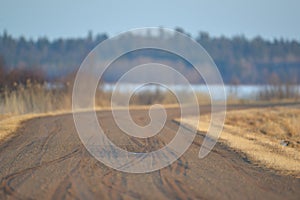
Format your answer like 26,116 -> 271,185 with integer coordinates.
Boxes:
1,28 -> 300,85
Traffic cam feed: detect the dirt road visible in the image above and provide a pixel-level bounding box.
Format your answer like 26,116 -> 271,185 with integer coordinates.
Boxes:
0,105 -> 299,199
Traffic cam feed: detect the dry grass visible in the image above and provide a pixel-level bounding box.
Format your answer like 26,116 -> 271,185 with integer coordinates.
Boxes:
1,82 -> 211,115
0,82 -> 72,114
224,107 -> 300,145
0,109 -> 81,143
177,107 -> 300,177
0,114 -> 12,121
0,114 -> 39,142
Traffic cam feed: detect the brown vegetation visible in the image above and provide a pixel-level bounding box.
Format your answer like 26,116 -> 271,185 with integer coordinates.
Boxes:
0,60 -> 210,114
178,107 -> 300,176
1,80 -> 210,115
258,72 -> 300,100
0,82 -> 71,114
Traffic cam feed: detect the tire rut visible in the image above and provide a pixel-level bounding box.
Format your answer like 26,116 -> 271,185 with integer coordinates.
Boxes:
0,148 -> 80,199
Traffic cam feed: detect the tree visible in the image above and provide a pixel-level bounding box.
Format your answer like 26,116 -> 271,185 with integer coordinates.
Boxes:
0,56 -> 5,91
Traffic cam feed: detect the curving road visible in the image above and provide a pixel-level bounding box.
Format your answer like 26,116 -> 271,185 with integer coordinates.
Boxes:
0,105 -> 299,199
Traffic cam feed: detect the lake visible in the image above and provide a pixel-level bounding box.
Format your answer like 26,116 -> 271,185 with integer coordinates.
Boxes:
101,84 -> 294,100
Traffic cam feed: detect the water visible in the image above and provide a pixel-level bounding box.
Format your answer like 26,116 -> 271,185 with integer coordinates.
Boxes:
101,84 -> 272,100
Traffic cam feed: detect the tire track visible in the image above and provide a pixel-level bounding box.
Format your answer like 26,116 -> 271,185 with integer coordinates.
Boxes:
37,119 -> 62,165
0,148 -> 80,199
143,129 -> 201,200
0,119 -> 63,198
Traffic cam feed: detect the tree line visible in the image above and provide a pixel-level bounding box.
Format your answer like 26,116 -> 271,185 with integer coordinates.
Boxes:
1,29 -> 300,85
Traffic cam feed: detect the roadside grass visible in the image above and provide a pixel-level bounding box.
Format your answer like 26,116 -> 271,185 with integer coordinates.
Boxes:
0,113 -> 43,142
177,107 -> 300,177
0,82 -> 72,114
0,110 -> 76,143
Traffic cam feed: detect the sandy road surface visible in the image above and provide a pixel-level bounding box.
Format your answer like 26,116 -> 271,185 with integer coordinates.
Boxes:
0,105 -> 299,199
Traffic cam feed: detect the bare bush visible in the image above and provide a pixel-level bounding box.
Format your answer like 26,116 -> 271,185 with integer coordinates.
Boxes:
258,73 -> 299,100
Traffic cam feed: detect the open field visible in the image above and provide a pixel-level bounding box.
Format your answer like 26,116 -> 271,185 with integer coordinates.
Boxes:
178,106 -> 300,176
0,105 -> 300,199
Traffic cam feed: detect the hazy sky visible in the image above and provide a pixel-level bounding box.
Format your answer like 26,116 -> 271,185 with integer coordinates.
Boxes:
1,0 -> 299,40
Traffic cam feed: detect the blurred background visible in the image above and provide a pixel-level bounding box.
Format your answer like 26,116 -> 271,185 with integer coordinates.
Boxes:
0,0 -> 300,114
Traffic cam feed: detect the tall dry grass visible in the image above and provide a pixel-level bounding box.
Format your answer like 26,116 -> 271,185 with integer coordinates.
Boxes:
0,81 -> 72,115
1,82 -> 211,115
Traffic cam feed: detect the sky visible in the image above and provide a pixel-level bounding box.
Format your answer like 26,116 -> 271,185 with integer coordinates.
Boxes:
0,0 -> 299,41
